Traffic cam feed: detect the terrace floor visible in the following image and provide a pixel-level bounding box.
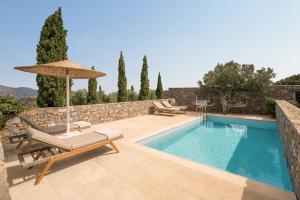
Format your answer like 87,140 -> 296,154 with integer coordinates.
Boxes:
5,113 -> 296,200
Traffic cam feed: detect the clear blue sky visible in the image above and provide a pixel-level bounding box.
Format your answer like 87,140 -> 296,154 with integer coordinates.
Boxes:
1,1 -> 299,93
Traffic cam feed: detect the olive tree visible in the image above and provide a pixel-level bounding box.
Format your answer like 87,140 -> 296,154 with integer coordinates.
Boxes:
198,61 -> 275,113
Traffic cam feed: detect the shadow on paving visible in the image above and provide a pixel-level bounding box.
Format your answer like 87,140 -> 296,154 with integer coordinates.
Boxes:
6,146 -> 115,187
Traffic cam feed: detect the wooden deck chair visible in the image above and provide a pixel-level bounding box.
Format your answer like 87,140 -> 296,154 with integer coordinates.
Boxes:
18,127 -> 121,185
9,116 -> 90,149
152,102 -> 180,116
161,101 -> 187,112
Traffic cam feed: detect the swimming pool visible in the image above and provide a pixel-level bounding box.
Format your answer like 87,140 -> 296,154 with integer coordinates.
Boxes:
138,116 -> 293,191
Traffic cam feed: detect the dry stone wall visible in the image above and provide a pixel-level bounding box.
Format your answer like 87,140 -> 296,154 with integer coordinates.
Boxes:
276,100 -> 300,199
5,99 -> 173,133
169,85 -> 300,114
0,143 -> 10,200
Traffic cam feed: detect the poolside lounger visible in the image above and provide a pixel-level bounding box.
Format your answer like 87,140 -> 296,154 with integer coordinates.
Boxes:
161,101 -> 187,112
9,116 -> 90,149
18,127 -> 121,185
152,102 -> 180,116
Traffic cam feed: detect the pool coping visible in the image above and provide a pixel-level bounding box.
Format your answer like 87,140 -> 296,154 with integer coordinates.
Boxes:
125,114 -> 296,200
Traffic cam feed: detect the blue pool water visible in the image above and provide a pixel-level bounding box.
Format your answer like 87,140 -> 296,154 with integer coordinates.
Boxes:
139,116 -> 293,191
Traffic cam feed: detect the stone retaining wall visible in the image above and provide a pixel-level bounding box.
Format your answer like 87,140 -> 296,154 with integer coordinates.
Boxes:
271,85 -> 300,100
168,88 -> 198,110
5,99 -> 173,135
169,85 -> 300,114
0,142 -> 10,200
276,100 -> 300,199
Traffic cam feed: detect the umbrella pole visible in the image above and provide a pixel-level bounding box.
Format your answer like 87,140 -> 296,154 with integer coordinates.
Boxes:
66,72 -> 70,133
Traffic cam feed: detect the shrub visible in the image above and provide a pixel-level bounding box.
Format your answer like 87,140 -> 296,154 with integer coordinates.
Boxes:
128,86 -> 138,101
0,96 -> 26,130
265,97 -> 276,117
72,89 -> 88,105
105,92 -> 118,103
149,90 -> 157,100
0,111 -> 5,130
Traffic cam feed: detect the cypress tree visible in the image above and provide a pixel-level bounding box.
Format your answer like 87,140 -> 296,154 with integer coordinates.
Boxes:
128,85 -> 138,101
87,66 -> 98,104
139,56 -> 150,100
156,72 -> 163,99
98,85 -> 105,103
36,7 -> 69,107
117,51 -> 128,102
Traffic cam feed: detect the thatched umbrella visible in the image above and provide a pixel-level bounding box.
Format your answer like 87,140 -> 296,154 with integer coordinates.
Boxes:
15,60 -> 106,133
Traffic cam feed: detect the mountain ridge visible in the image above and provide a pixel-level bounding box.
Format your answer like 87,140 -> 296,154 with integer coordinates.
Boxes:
0,84 -> 37,99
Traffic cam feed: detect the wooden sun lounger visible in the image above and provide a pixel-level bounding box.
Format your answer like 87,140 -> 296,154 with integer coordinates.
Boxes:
9,116 -> 90,149
153,102 -> 182,115
161,101 -> 187,112
18,127 -> 121,185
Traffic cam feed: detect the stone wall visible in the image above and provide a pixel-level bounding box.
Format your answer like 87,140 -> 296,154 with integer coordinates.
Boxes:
5,99 -> 173,132
168,85 -> 300,114
168,88 -> 198,110
276,100 -> 300,199
0,142 -> 10,200
270,85 -> 300,100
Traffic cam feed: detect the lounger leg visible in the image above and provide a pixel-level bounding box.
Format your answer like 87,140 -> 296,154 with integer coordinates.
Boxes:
16,141 -> 24,149
24,140 -> 32,153
35,158 -> 54,185
109,141 -> 119,153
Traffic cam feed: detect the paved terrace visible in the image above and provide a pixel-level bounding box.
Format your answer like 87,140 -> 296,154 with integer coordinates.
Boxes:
6,114 -> 296,200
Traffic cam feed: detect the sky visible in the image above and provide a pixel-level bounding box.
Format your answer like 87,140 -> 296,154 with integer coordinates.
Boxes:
0,1 -> 300,93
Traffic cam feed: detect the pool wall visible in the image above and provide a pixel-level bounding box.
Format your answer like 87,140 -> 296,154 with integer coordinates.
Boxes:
276,100 -> 300,199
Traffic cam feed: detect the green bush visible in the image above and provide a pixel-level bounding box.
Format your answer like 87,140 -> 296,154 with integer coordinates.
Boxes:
72,89 -> 87,105
149,90 -> 157,100
0,111 -> 5,130
105,92 -> 118,103
265,97 -> 276,117
0,96 -> 26,130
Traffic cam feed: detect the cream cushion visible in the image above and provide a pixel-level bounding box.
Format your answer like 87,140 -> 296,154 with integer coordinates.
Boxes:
95,127 -> 123,141
62,132 -> 108,149
72,121 -> 92,129
28,127 -> 72,150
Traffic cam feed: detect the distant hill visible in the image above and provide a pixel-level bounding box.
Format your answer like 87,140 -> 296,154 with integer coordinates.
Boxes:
0,84 -> 37,99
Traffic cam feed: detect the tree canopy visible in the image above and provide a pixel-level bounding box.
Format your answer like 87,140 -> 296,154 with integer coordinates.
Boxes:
72,89 -> 87,105
128,85 -> 138,101
275,74 -> 300,85
36,7 -> 69,107
98,86 -> 105,103
139,56 -> 150,100
87,66 -> 99,104
0,96 -> 26,130
155,72 -> 163,99
199,61 -> 276,112
117,51 -> 128,102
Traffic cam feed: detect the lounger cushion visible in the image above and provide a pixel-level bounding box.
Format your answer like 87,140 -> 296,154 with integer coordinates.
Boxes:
44,124 -> 80,134
161,101 -> 173,108
20,115 -> 80,134
63,132 -> 108,149
28,128 -> 72,150
153,102 -> 179,111
20,116 -> 47,132
95,128 -> 123,141
72,121 -> 91,129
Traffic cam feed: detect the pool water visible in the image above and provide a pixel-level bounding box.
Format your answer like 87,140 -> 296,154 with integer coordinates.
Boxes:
139,116 -> 293,191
